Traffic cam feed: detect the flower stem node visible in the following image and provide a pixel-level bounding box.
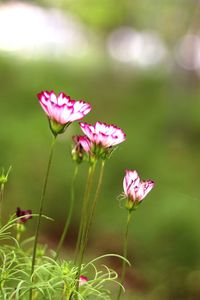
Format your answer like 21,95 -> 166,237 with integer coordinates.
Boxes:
16,222 -> 26,233
62,264 -> 70,276
125,198 -> 140,212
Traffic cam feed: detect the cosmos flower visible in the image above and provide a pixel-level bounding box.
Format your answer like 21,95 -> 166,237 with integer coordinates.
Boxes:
73,135 -> 92,153
123,170 -> 154,209
16,207 -> 32,223
71,135 -> 92,163
37,91 -> 91,135
79,275 -> 88,286
80,122 -> 126,148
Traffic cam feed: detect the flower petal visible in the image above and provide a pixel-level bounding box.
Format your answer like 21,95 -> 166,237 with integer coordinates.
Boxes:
37,91 -> 91,127
136,180 -> 155,201
80,121 -> 126,148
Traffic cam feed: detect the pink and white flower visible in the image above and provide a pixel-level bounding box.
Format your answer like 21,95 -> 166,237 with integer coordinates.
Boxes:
73,135 -> 92,153
80,121 -> 126,148
37,91 -> 91,135
79,275 -> 88,286
123,170 -> 154,206
72,135 -> 92,163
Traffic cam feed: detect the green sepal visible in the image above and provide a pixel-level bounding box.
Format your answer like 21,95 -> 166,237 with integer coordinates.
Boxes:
48,119 -> 70,136
125,198 -> 141,212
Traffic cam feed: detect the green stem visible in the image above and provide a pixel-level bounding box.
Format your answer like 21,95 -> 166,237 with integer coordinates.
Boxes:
55,165 -> 79,260
74,163 -> 96,299
29,136 -> 57,300
80,160 -> 105,265
16,223 -> 21,242
74,161 -> 105,300
117,210 -> 132,300
77,163 -> 96,263
0,184 -> 4,225
0,184 -> 4,203
74,164 -> 96,265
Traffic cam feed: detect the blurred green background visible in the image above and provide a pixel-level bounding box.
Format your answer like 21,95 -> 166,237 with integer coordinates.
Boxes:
1,0 -> 200,299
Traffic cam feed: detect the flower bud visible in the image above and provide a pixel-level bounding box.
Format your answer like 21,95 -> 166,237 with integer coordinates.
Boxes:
79,275 -> 88,286
16,207 -> 32,223
71,135 -> 92,164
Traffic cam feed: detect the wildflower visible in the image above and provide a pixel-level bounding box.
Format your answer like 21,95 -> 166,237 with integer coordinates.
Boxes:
123,170 -> 154,210
71,135 -> 92,163
79,122 -> 126,160
79,275 -> 88,286
16,207 -> 32,223
37,91 -> 91,136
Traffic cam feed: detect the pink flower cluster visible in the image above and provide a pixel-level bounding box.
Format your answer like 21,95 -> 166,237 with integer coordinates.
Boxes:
72,122 -> 126,161
38,90 -> 154,205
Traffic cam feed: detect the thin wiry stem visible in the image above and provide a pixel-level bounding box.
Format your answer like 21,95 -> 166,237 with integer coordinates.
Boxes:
55,164 -> 79,260
77,163 -> 96,263
0,166 -> 12,224
116,210 -> 132,300
0,184 -> 4,224
75,161 -> 105,299
80,160 -> 105,266
74,163 -> 96,299
29,135 -> 57,300
74,163 -> 96,265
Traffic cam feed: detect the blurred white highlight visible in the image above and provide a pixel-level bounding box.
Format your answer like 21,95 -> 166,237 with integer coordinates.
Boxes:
107,27 -> 167,68
0,2 -> 90,58
175,34 -> 200,70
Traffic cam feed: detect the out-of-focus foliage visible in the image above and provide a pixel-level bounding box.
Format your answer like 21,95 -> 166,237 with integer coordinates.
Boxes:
1,0 -> 200,299
36,0 -> 196,40
1,56 -> 200,299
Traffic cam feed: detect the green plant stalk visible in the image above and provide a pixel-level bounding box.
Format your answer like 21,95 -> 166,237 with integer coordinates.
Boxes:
62,286 -> 73,300
61,283 -> 67,299
80,160 -> 105,266
73,165 -> 91,265
29,136 -> 57,300
76,163 -> 96,264
16,223 -> 21,242
0,184 -> 4,224
74,161 -> 105,299
0,166 -> 12,224
74,163 -> 96,265
116,210 -> 132,300
74,162 -> 96,299
55,164 -> 79,260
0,184 -> 4,203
